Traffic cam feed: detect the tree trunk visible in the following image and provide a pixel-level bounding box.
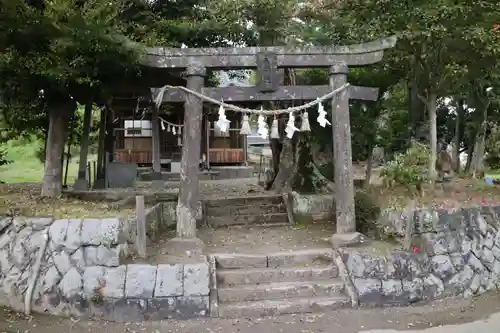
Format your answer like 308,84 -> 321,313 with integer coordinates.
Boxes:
469,101 -> 489,178
271,133 -> 297,192
365,143 -> 374,188
409,55 -> 427,141
74,99 -> 93,190
465,141 -> 474,173
427,92 -> 438,184
453,99 -> 464,172
41,97 -> 75,197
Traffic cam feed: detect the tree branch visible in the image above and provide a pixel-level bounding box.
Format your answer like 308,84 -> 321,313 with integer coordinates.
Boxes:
416,93 -> 427,105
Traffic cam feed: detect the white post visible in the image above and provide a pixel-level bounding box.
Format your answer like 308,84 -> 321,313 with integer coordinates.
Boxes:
135,195 -> 147,258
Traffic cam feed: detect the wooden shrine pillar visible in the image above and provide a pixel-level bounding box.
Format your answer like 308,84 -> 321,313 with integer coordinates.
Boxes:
329,62 -> 358,245
165,62 -> 206,256
94,107 -> 107,189
150,103 -> 163,188
74,99 -> 93,190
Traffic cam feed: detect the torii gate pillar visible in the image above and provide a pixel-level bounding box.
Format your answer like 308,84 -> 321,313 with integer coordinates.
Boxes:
164,62 -> 206,258
329,62 -> 362,247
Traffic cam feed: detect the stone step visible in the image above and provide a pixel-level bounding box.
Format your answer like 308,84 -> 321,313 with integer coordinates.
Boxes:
217,266 -> 338,286
214,248 -> 334,269
205,203 -> 286,217
218,280 -> 345,303
218,296 -> 350,318
206,213 -> 289,228
267,248 -> 334,268
204,195 -> 283,207
215,253 -> 268,269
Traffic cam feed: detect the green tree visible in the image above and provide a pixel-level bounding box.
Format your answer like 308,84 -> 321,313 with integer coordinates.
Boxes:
0,0 -> 143,197
336,0 -> 500,183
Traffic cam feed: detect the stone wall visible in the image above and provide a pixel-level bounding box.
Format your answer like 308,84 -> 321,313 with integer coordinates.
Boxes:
291,193 -> 333,221
0,216 -> 209,321
341,206 -> 500,306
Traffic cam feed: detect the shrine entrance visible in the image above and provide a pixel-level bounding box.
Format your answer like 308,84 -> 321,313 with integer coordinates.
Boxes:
145,37 -> 397,254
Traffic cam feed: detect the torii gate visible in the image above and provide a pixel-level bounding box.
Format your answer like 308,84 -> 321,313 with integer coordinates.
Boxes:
146,37 -> 397,253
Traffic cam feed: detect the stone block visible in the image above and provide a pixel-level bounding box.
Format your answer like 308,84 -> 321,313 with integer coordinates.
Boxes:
345,252 -> 386,279
154,264 -> 183,297
147,296 -> 209,320
70,248 -> 86,272
476,214 -> 488,235
468,253 -> 484,272
83,266 -> 105,298
430,255 -> 455,280
64,219 -> 82,252
41,265 -> 61,294
25,230 -> 45,253
331,232 -> 364,248
89,298 -> 148,322
183,262 -> 210,296
447,265 -> 474,294
387,252 -> 425,279
423,274 -> 444,298
267,249 -> 333,268
491,245 -> 500,259
53,250 -> 72,275
0,217 -> 12,234
58,267 -> 83,299
402,277 -> 423,302
31,217 -> 53,230
0,249 -> 11,275
84,246 -> 121,267
11,237 -> 29,268
125,264 -> 157,298
49,219 -> 69,250
484,232 -> 495,249
480,248 -> 496,270
469,274 -> 481,294
382,279 -> 404,300
80,219 -> 102,246
102,266 -> 126,298
353,278 -> 381,303
215,253 -> 267,269
0,228 -> 13,250
99,218 -> 121,245
492,259 -> 500,276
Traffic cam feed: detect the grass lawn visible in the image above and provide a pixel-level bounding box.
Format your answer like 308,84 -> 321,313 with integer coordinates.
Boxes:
0,140 -> 132,219
0,139 -> 96,184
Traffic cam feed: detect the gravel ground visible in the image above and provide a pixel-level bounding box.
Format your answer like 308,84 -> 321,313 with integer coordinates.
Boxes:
1,292 -> 500,333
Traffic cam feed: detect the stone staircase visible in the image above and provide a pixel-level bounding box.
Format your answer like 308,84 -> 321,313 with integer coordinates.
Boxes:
204,194 -> 290,228
213,249 -> 351,318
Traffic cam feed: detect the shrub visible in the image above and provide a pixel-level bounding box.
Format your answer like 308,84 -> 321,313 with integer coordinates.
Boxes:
0,148 -> 11,166
485,125 -> 500,170
380,141 -> 429,194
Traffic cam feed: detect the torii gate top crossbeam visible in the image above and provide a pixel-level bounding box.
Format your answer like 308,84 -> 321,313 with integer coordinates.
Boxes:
145,36 -> 397,70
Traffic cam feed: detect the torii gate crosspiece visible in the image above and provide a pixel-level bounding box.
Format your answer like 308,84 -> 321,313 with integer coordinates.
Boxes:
147,37 -> 397,253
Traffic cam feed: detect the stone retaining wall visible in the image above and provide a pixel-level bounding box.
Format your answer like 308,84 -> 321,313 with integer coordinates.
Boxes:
0,216 -> 209,321
291,193 -> 333,221
341,206 -> 500,306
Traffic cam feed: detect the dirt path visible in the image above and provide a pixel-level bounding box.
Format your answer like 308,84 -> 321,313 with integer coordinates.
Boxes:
2,292 -> 500,333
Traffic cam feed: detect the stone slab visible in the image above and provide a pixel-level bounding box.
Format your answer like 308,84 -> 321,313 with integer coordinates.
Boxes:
125,265 -> 157,298
267,248 -> 334,268
215,253 -> 267,269
155,264 -> 183,297
184,262 -> 210,296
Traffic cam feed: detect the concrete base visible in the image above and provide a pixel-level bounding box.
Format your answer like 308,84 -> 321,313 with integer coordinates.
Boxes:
73,177 -> 88,191
331,232 -> 365,248
163,237 -> 205,259
151,171 -> 164,190
139,166 -> 254,181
